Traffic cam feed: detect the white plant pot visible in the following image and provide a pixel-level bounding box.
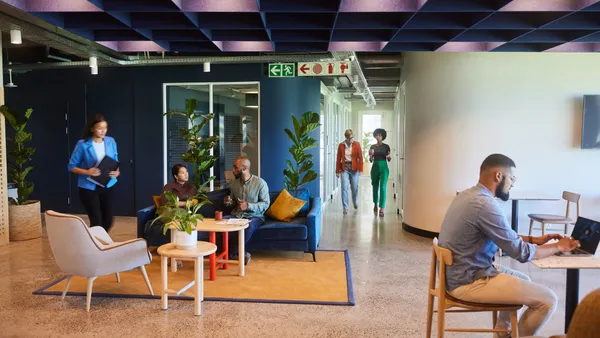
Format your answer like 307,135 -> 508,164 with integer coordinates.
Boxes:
174,229 -> 197,250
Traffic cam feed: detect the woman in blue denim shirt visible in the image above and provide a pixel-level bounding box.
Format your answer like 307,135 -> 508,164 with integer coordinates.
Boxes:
67,114 -> 120,231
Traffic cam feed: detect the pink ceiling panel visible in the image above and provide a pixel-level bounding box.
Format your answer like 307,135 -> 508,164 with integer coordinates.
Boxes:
178,0 -> 259,12
340,0 -> 424,12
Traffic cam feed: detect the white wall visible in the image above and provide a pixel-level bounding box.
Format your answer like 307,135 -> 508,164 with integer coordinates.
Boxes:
403,52 -> 600,234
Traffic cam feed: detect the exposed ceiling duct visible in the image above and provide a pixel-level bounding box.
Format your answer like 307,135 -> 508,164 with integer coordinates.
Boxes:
0,1 -> 381,107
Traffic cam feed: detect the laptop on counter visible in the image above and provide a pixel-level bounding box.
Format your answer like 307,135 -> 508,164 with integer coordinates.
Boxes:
556,217 -> 600,257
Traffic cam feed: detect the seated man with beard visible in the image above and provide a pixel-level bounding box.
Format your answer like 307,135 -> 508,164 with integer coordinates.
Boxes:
439,154 -> 580,338
223,157 -> 270,265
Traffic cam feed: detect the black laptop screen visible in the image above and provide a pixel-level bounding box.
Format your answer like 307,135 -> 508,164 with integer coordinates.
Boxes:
572,217 -> 600,254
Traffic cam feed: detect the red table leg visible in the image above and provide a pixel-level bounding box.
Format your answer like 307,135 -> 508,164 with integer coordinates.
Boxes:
209,232 -> 216,281
223,232 -> 229,270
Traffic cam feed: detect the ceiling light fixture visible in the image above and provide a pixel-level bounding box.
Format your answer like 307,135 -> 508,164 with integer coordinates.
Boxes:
91,65 -> 98,75
89,56 -> 97,68
10,29 -> 22,45
203,62 -> 210,72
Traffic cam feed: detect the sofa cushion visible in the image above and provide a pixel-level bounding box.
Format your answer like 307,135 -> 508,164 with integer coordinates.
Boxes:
152,195 -> 161,208
253,217 -> 308,241
265,189 -> 307,222
293,189 -> 311,216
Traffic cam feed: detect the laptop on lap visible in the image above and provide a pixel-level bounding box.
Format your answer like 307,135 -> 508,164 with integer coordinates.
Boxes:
556,217 -> 600,257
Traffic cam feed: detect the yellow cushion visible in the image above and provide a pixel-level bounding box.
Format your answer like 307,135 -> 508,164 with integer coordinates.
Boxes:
152,195 -> 161,208
266,189 -> 307,222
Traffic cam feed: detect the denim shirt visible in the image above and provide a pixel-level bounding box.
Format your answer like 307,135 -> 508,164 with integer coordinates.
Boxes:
229,175 -> 270,220
67,136 -> 119,191
438,184 -> 536,291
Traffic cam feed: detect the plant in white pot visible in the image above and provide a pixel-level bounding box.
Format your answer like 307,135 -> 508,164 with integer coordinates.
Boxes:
0,105 -> 42,241
151,192 -> 209,249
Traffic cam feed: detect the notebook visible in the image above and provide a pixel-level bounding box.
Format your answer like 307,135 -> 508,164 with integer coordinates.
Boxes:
86,156 -> 119,188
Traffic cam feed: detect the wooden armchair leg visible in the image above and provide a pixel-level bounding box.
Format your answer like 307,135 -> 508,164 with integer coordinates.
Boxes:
62,276 -> 73,300
510,310 -> 519,338
426,295 -> 434,338
115,272 -> 120,283
492,310 -> 498,328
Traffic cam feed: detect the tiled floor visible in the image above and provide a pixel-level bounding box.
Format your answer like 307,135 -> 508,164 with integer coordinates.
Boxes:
0,177 -> 598,337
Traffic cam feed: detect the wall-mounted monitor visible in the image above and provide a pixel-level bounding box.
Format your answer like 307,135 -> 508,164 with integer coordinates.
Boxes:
582,95 -> 600,149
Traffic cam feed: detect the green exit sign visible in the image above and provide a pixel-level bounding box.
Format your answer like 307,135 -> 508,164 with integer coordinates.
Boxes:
269,63 -> 295,78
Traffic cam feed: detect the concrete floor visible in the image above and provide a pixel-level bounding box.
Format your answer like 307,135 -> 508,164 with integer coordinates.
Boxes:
1,178 -> 598,337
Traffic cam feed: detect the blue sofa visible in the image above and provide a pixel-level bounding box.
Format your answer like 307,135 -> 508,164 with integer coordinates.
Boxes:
137,188 -> 322,261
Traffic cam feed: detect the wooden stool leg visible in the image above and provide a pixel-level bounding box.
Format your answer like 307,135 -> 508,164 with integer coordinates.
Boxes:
492,310 -> 497,329
194,256 -> 203,316
564,223 -> 569,235
161,256 -> 168,310
209,232 -> 216,281
529,219 -> 534,236
426,294 -> 434,337
510,310 -> 518,338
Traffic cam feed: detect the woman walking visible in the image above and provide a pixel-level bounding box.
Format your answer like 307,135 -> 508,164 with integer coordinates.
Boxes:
68,113 -> 120,232
369,128 -> 391,217
336,129 -> 363,215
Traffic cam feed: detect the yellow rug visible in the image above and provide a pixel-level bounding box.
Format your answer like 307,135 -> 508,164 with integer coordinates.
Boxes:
33,250 -> 355,306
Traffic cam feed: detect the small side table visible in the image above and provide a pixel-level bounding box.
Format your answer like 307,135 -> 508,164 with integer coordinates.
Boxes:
195,219 -> 250,281
157,242 -> 217,316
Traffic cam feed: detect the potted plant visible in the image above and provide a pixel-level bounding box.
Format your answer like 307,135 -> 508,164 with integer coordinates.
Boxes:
151,192 -> 209,249
165,99 -> 219,193
283,111 -> 321,194
0,105 -> 42,241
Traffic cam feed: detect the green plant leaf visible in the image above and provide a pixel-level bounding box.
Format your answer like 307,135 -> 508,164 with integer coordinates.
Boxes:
24,108 -> 33,121
18,181 -> 34,204
298,160 -> 313,174
284,129 -> 298,145
299,170 -> 318,187
15,131 -> 32,144
0,106 -> 18,129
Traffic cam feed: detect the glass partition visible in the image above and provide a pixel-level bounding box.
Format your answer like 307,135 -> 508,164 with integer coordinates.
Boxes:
164,82 -> 260,190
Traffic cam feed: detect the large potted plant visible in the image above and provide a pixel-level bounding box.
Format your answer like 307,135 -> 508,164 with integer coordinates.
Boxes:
283,111 -> 321,194
165,99 -> 219,192
0,105 -> 42,241
151,192 -> 209,249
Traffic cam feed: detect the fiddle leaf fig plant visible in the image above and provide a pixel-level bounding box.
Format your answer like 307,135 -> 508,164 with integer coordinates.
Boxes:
0,105 -> 35,205
283,111 -> 321,193
165,98 -> 219,193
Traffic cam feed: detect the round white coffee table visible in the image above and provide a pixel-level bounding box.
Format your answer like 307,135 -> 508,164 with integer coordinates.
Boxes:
157,242 -> 216,316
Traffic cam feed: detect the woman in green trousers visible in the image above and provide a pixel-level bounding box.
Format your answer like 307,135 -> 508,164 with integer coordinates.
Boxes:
369,128 -> 391,217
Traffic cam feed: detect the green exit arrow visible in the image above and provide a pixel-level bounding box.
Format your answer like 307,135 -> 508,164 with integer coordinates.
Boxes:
269,64 -> 281,77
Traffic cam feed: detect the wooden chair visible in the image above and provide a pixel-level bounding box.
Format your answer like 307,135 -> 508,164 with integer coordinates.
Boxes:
528,191 -> 581,236
427,238 -> 522,338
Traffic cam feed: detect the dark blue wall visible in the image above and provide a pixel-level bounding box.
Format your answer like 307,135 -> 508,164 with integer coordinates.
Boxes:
4,64 -> 321,215
261,76 -> 321,194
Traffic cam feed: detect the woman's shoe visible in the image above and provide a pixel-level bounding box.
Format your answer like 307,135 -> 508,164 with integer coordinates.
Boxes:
343,209 -> 348,215
373,206 -> 378,214
379,209 -> 384,217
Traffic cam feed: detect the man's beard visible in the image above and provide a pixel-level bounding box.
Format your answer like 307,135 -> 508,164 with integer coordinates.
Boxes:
496,177 -> 510,202
234,172 -> 242,179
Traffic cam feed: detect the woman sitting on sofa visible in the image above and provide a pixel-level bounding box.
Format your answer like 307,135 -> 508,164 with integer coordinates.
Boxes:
160,164 -> 197,207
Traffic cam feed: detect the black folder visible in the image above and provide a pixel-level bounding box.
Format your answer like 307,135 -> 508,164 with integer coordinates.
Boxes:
86,156 -> 119,188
